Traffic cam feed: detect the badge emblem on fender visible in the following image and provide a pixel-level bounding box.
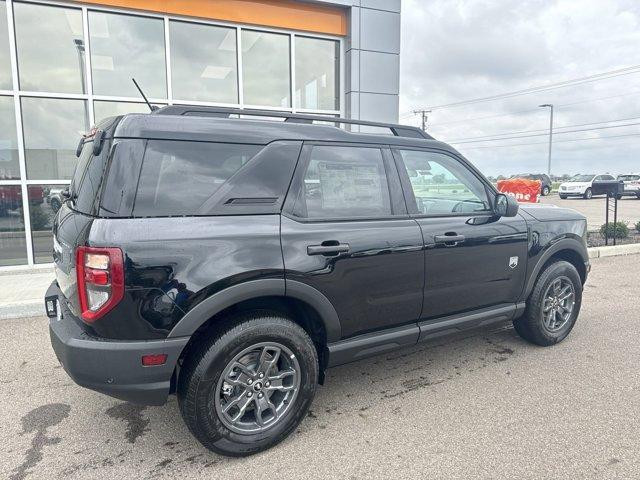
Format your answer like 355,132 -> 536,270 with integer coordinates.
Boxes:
509,256 -> 519,269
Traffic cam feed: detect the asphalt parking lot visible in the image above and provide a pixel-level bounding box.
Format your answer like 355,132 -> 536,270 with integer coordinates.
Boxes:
540,194 -> 640,231
1,254 -> 639,480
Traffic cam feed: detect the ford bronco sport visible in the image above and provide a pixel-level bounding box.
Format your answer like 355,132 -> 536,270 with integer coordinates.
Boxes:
45,107 -> 590,456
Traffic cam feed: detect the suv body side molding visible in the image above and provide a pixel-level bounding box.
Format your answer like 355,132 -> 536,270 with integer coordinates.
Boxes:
167,278 -> 343,342
326,303 -> 525,367
417,303 -> 525,342
327,324 -> 419,367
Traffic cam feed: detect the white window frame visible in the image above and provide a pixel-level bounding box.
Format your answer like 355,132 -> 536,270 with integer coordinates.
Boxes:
1,0 -> 345,269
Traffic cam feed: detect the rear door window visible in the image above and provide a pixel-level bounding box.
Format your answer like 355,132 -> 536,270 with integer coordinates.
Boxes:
291,145 -> 393,219
133,140 -> 261,216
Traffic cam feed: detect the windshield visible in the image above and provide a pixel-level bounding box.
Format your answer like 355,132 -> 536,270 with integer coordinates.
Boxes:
618,175 -> 640,181
569,174 -> 595,182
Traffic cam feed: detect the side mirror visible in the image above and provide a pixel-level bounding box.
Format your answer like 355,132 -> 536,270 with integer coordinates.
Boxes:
495,193 -> 519,217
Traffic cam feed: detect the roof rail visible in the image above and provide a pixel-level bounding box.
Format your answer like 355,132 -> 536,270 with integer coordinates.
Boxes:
154,105 -> 432,140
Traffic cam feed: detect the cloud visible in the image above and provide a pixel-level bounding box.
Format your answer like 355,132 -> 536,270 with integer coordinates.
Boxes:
400,0 -> 640,176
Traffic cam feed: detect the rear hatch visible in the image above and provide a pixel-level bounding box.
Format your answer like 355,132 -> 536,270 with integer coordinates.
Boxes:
53,123 -> 114,317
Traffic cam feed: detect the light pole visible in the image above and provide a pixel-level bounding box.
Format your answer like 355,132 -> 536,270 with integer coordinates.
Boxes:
539,104 -> 554,176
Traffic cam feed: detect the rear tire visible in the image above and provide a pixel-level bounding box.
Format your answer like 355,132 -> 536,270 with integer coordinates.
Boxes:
542,186 -> 550,196
178,313 -> 318,457
583,188 -> 593,199
513,260 -> 582,346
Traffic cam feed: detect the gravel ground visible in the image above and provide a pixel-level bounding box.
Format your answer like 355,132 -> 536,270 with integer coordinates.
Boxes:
587,230 -> 640,248
1,255 -> 639,480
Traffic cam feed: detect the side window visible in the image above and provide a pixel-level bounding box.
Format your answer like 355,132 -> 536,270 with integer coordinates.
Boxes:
395,149 -> 491,215
134,140 -> 261,216
292,145 -> 392,219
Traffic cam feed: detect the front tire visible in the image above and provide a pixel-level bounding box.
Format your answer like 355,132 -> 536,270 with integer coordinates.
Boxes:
178,313 -> 318,457
542,186 -> 550,196
559,194 -> 567,200
513,260 -> 582,346
583,188 -> 593,199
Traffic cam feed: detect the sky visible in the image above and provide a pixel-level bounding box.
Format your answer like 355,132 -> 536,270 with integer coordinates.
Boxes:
399,0 -> 640,177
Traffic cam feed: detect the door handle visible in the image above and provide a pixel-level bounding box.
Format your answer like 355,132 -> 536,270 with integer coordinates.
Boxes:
307,242 -> 350,256
434,234 -> 465,246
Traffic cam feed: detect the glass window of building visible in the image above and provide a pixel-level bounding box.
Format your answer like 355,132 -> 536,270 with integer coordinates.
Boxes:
0,1 -> 12,90
29,184 -> 61,263
21,97 -> 88,180
170,21 -> 238,103
89,11 -> 166,98
0,96 -> 19,180
94,101 -> 157,123
14,2 -> 85,94
242,30 -> 290,108
0,185 -> 27,266
295,37 -> 339,111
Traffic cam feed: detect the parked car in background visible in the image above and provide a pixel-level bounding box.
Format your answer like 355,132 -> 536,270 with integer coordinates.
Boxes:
616,174 -> 640,199
559,174 -> 615,199
0,185 -> 43,216
46,187 -> 67,213
511,173 -> 553,196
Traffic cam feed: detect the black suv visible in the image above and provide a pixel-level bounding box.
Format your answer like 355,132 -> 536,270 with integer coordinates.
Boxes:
45,107 -> 590,456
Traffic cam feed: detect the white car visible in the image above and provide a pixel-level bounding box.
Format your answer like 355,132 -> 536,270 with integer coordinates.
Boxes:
558,174 -> 615,199
617,174 -> 640,199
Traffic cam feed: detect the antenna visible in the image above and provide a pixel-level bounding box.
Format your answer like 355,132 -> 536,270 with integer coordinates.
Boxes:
132,78 -> 158,112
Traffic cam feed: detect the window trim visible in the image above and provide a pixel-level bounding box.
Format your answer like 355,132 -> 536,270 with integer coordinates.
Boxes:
282,141 -> 408,224
391,146 -> 498,219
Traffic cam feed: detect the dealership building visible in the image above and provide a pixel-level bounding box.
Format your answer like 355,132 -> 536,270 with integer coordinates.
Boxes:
0,0 -> 401,268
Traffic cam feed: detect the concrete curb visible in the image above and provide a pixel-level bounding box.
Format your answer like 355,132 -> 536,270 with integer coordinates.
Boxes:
587,243 -> 640,259
0,300 -> 42,320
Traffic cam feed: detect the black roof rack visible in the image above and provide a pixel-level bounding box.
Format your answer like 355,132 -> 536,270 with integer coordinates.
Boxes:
154,105 -> 432,140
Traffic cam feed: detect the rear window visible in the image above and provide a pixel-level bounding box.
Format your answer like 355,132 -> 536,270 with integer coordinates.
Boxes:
133,140 -> 261,216
619,175 -> 640,181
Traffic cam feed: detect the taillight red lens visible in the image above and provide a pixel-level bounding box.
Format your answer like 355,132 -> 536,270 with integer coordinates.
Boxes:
76,246 -> 124,323
142,354 -> 168,366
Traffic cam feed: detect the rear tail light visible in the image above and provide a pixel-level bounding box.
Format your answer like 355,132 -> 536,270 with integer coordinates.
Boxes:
76,246 -> 124,323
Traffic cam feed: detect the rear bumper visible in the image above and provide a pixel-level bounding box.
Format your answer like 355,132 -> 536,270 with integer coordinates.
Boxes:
46,281 -> 189,405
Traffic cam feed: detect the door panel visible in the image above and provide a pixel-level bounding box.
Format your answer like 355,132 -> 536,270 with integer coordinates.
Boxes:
281,215 -> 424,338
415,215 -> 528,318
281,143 -> 424,339
392,147 -> 529,319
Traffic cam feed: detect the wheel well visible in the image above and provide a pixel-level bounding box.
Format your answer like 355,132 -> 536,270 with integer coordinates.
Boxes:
544,249 -> 587,284
173,296 -> 329,391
